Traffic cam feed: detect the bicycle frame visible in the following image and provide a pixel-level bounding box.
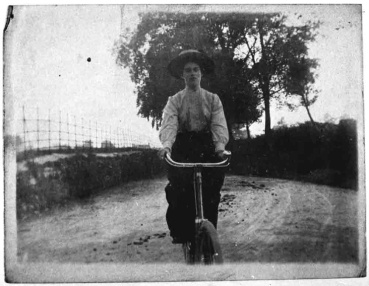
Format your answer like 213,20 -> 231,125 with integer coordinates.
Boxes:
165,152 -> 231,264
165,153 -> 230,227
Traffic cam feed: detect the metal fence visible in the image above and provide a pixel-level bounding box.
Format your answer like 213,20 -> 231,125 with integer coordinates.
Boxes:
17,106 -> 161,155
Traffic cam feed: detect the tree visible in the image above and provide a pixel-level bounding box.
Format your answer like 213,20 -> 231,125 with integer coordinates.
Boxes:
115,12 -> 263,139
115,11 -> 320,138
239,13 -> 320,136
285,57 -> 319,127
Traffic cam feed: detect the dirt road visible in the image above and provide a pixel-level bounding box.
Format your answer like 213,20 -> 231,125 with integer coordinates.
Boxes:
15,175 -> 361,281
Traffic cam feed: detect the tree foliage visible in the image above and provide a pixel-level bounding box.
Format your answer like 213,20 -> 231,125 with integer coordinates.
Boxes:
285,57 -> 320,125
240,13 -> 321,135
115,11 -> 320,137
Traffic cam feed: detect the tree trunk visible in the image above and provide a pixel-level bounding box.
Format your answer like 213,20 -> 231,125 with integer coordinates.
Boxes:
246,122 -> 251,139
304,104 -> 316,126
263,90 -> 271,137
262,83 -> 273,152
302,94 -> 317,128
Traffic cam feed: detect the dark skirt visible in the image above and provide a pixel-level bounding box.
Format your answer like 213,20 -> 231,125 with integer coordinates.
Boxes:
165,131 -> 225,240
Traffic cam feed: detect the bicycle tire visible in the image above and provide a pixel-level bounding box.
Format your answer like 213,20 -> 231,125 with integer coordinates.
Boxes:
195,220 -> 223,264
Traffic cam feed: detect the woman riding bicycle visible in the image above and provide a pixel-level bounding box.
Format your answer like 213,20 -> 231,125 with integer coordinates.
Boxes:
158,49 -> 229,244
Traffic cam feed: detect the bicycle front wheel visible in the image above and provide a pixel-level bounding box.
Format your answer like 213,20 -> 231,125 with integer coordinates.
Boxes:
195,220 -> 223,264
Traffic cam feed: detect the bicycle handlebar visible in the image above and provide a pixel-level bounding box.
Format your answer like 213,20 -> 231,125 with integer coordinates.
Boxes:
165,151 -> 231,168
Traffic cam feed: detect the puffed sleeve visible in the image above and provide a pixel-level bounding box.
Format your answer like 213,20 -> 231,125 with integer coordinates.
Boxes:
159,96 -> 179,151
211,94 -> 229,152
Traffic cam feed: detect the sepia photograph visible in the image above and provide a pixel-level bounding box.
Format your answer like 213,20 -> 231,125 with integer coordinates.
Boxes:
2,2 -> 367,284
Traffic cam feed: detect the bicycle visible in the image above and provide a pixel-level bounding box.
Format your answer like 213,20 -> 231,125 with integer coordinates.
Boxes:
165,151 -> 231,265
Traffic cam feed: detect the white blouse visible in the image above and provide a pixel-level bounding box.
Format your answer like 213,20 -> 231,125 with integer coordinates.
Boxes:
159,88 -> 229,152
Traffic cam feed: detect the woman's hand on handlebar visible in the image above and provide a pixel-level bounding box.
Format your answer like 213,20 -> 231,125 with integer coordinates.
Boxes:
216,150 -> 231,160
158,147 -> 171,160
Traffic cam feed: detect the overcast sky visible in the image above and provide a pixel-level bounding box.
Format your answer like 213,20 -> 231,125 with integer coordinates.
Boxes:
4,4 -> 364,143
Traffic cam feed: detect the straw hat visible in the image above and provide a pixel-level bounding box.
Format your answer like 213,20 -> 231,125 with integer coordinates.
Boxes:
167,49 -> 215,79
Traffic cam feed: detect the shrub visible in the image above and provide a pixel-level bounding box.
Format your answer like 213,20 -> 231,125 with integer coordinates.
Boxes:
16,149 -> 165,219
231,120 -> 358,189
16,161 -> 70,219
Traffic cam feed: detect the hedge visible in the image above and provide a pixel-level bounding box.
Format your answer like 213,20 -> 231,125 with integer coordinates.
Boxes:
231,119 -> 358,189
16,149 -> 165,220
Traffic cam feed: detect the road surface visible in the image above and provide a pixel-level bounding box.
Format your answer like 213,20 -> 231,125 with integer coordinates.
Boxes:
15,175 -> 361,282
